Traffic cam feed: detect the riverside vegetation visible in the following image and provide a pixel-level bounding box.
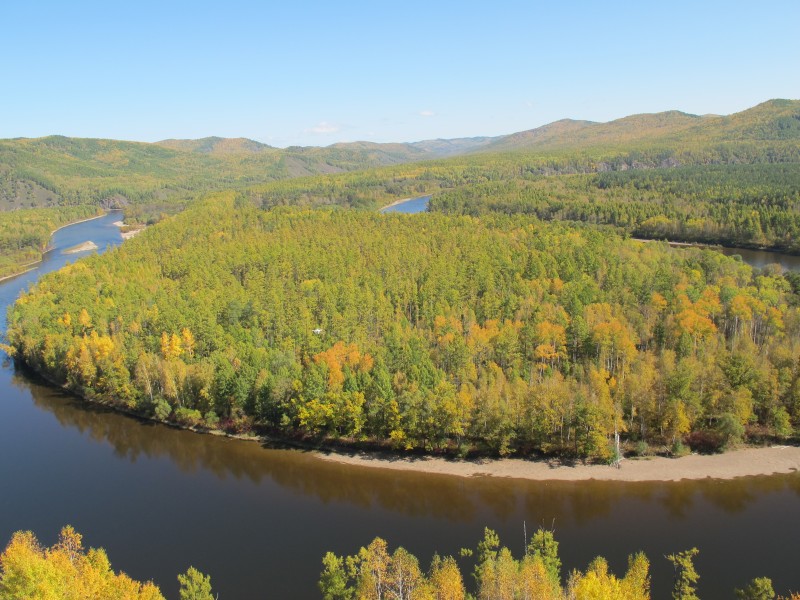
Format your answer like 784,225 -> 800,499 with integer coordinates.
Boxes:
7,194 -> 800,459
0,206 -> 102,278
318,528 -> 796,600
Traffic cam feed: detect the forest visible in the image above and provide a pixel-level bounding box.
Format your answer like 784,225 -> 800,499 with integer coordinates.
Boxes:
429,164 -> 800,252
319,528 -> 793,599
244,161 -> 800,252
7,195 -> 800,459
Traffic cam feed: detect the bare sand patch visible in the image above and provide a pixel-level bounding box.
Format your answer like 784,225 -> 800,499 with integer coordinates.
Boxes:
62,241 -> 98,254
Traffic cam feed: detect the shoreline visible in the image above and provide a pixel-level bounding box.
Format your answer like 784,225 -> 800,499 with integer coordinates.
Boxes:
35,370 -> 800,482
13,362 -> 800,483
379,197 -> 413,211
0,262 -> 41,283
631,236 -> 800,257
113,220 -> 146,240
48,211 -> 108,238
311,445 -> 800,482
0,212 -> 109,282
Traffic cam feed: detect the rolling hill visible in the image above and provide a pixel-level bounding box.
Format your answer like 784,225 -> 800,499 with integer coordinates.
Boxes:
1,99 -> 797,212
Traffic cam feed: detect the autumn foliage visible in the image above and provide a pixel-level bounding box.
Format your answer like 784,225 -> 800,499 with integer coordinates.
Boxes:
7,200 -> 800,458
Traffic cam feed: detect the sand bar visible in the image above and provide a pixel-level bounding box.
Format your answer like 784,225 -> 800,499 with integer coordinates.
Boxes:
313,445 -> 800,482
62,241 -> 98,254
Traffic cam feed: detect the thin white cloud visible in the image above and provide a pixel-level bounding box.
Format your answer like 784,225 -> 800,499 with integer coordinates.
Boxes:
419,110 -> 435,117
306,121 -> 341,134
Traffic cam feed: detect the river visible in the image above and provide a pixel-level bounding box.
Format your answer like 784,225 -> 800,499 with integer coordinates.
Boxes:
381,195 -> 432,214
1,208 -> 799,598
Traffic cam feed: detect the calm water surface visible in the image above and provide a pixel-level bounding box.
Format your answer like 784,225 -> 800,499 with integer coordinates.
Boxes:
720,246 -> 800,271
381,196 -> 431,214
1,208 -> 799,598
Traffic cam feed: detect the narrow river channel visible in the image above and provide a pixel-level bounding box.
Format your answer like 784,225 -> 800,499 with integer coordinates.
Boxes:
0,206 -> 799,598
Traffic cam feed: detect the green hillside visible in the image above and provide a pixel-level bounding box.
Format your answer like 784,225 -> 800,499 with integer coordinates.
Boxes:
2,99 -> 797,209
479,99 -> 800,153
0,135 -> 424,208
155,136 -> 275,154
0,98 -> 797,278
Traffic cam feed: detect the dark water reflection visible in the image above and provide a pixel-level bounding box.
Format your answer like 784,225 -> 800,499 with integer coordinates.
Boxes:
1,211 -> 800,598
25,371 -> 800,522
720,246 -> 800,272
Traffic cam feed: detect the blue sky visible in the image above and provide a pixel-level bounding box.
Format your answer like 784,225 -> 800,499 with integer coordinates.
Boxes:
1,1 -> 798,147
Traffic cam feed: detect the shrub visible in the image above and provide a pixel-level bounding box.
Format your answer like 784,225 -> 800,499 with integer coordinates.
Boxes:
671,439 -> 690,457
174,407 -> 203,427
717,412 -> 745,448
153,398 -> 172,421
685,430 -> 724,454
632,440 -> 651,457
204,410 -> 220,428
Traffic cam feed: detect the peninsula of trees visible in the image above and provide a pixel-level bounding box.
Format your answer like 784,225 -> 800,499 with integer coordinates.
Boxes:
7,195 -> 800,459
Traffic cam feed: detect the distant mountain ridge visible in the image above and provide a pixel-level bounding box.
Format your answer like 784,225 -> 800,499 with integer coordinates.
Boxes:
151,99 -> 800,158
1,99 -> 797,208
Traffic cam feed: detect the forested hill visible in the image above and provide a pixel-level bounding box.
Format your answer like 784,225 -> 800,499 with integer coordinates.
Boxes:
155,136 -> 275,154
9,195 -> 800,458
479,99 -> 800,153
1,99 -> 797,210
0,136 -> 428,210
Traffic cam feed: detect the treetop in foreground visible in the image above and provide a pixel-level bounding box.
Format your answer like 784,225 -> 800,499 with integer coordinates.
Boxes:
0,526 -> 214,600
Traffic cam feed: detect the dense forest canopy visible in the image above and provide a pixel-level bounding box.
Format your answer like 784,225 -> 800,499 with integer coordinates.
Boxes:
428,164 -> 800,252
8,195 -> 800,458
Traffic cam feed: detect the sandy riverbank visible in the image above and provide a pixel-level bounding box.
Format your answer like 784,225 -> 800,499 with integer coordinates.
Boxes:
49,212 -> 106,237
10,357 -> 800,484
379,197 -> 413,211
313,445 -> 800,482
0,264 -> 40,283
